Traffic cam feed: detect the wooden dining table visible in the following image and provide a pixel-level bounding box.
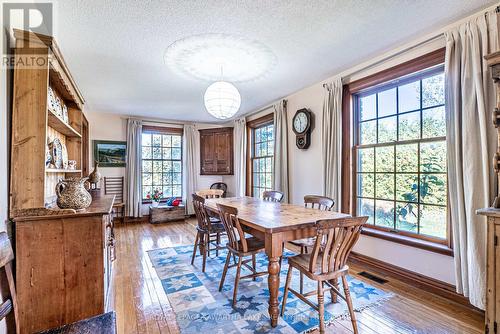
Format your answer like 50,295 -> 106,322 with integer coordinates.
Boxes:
204,196 -> 350,327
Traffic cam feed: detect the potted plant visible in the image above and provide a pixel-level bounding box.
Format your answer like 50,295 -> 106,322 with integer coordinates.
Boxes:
146,189 -> 163,207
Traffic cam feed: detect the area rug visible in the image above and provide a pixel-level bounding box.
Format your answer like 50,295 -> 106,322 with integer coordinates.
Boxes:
148,245 -> 394,333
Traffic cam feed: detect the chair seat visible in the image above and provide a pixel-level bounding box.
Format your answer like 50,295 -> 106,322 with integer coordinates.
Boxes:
287,253 -> 348,280
230,236 -> 265,254
197,222 -> 225,234
38,311 -> 116,334
289,238 -> 316,248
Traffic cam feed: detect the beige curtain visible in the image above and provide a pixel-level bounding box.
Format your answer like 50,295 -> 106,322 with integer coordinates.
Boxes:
322,77 -> 343,211
445,9 -> 498,309
126,118 -> 143,218
273,100 -> 289,203
234,118 -> 247,197
183,124 -> 198,215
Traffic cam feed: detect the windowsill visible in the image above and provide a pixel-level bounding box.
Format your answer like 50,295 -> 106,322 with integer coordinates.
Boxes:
142,197 -> 181,205
361,228 -> 454,257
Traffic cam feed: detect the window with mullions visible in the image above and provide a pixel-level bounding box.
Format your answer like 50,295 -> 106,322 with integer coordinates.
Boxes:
141,129 -> 183,200
251,123 -> 274,198
355,66 -> 447,241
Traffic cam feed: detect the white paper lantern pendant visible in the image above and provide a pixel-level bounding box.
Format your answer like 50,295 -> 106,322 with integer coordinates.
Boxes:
204,66 -> 241,120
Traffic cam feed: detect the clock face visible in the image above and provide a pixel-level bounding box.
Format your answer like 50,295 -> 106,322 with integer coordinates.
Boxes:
293,112 -> 308,133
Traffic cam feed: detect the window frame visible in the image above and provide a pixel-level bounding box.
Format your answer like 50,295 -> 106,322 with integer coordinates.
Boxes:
141,125 -> 184,204
246,113 -> 274,197
342,48 -> 453,256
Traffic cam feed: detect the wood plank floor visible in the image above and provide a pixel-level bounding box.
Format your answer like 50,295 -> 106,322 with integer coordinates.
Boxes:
110,219 -> 485,334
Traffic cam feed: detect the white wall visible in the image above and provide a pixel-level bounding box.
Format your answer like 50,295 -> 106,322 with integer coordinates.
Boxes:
247,35 -> 456,285
85,111 -> 236,215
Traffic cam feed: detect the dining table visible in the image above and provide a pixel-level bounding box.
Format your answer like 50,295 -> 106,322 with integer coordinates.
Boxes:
204,196 -> 350,327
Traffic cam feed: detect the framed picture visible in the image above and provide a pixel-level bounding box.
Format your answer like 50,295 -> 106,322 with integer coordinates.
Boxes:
93,140 -> 127,167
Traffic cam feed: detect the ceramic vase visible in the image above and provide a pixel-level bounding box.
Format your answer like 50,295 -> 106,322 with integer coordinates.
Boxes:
56,177 -> 92,210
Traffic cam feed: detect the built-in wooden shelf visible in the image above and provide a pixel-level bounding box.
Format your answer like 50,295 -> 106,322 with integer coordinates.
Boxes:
47,109 -> 82,138
46,168 -> 82,173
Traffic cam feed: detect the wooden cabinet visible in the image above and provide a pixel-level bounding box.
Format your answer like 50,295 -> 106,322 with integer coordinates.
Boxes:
477,209 -> 500,334
9,29 -> 87,214
199,127 -> 234,175
13,194 -> 115,334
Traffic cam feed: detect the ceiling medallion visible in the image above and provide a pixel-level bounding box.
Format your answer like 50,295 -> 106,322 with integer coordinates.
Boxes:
165,33 -> 276,120
164,33 -> 276,83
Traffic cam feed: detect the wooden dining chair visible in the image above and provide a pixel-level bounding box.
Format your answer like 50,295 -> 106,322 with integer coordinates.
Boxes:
217,203 -> 268,306
196,189 -> 224,199
262,190 -> 284,202
289,195 -> 335,293
191,194 -> 226,272
104,176 -> 125,220
210,182 -> 228,197
281,216 -> 368,334
0,231 -> 116,334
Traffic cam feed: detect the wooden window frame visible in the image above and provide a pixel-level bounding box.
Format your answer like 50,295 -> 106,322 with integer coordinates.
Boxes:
342,48 -> 453,256
141,125 -> 183,204
246,113 -> 274,196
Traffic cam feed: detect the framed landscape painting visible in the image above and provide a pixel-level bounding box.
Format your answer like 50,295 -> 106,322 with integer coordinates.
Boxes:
93,140 -> 127,167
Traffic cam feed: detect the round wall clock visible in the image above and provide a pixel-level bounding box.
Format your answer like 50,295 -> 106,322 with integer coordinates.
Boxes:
292,108 -> 312,149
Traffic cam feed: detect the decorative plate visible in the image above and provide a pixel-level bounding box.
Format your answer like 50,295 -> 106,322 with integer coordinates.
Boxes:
62,105 -> 68,123
61,142 -> 68,169
49,138 -> 63,169
48,87 -> 55,111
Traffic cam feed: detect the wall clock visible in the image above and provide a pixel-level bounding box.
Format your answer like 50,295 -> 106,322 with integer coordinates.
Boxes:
292,108 -> 312,149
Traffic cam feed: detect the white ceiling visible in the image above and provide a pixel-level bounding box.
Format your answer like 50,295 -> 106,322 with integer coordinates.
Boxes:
55,0 -> 495,123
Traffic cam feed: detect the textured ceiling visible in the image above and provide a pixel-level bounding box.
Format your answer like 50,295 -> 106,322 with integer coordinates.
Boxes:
55,0 -> 494,123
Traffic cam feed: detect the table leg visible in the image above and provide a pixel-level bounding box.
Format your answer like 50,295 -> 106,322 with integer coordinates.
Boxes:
265,233 -> 283,327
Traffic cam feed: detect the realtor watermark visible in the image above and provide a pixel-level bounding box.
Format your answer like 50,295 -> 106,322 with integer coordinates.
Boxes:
2,2 -> 54,69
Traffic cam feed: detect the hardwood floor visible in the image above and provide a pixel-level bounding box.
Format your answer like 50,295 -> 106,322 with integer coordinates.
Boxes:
110,219 -> 484,334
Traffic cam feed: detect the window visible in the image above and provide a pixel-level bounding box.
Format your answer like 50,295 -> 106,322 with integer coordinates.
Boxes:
141,127 -> 183,201
354,66 -> 448,242
248,117 -> 274,198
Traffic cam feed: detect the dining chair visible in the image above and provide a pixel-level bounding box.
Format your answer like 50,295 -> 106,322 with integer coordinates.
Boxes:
289,195 -> 335,293
262,190 -> 284,202
104,176 -> 125,221
281,216 -> 368,334
0,231 -> 116,334
196,189 -> 224,199
191,194 -> 226,272
217,203 -> 268,306
210,182 -> 228,197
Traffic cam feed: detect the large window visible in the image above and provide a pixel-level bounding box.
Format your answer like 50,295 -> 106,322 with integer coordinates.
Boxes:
249,118 -> 274,198
141,127 -> 183,201
354,66 -> 448,242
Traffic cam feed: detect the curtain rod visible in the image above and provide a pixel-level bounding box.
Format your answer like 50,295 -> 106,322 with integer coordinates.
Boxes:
244,99 -> 287,119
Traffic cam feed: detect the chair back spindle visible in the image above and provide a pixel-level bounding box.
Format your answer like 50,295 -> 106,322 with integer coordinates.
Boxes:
104,177 -> 125,204
262,190 -> 284,202
304,195 -> 335,211
217,203 -> 248,252
192,194 -> 212,231
196,189 -> 224,199
308,217 -> 367,275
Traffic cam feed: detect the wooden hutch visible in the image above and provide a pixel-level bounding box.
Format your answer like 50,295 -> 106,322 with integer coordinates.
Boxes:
9,30 -> 115,333
478,51 -> 500,334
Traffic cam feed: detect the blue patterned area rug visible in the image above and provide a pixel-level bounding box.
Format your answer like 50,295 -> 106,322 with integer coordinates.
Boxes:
148,245 -> 394,334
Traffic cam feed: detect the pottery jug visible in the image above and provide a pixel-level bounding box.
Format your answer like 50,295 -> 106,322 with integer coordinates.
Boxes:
56,177 -> 92,210
88,161 -> 101,184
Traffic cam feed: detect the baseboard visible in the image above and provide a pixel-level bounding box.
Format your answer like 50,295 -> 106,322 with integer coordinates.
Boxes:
348,252 -> 483,313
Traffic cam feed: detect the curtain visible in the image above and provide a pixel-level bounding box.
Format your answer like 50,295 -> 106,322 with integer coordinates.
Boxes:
183,124 -> 198,215
234,118 -> 247,197
322,77 -> 343,211
445,9 -> 498,309
273,100 -> 289,203
126,118 -> 143,218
